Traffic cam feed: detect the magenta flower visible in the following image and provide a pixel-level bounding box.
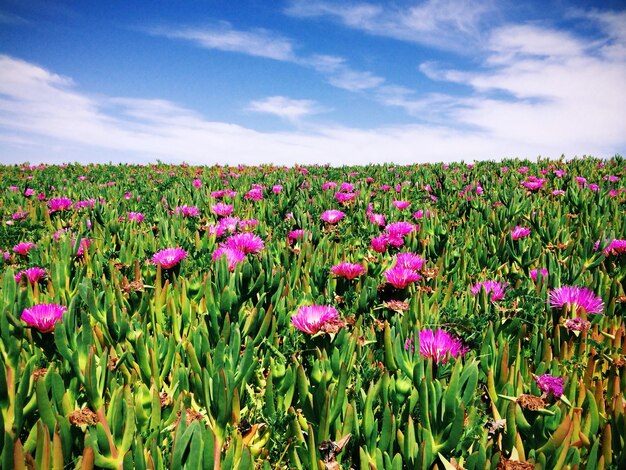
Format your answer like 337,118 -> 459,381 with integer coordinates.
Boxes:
530,269 -> 548,281
393,200 -> 411,210
322,181 -> 337,190
213,246 -> 246,271
74,238 -> 91,258
245,188 -> 263,201
335,192 -> 357,204
599,239 -> 626,256
211,203 -> 234,217
370,235 -> 389,253
535,374 -> 564,398
368,212 -> 386,226
152,247 -> 188,269
384,266 -> 421,289
549,286 -> 604,315
127,212 -> 145,222
339,182 -> 354,192
320,210 -> 345,224
15,267 -> 47,284
272,184 -> 283,194
413,209 -> 433,220
291,305 -> 339,334
331,262 -> 366,280
175,205 -> 200,218
471,280 -> 507,301
14,242 -> 36,256
48,197 -> 73,212
395,252 -> 426,271
520,177 -> 547,191
21,303 -> 66,333
385,221 -> 416,237
418,329 -> 467,364
193,179 -> 202,188
224,233 -> 265,254
287,229 -> 311,243
511,226 -> 531,240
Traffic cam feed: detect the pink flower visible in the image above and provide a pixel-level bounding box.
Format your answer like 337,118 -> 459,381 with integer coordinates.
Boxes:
193,179 -> 202,188
211,203 -> 234,217
212,246 -> 246,271
393,200 -> 411,210
530,269 -> 548,281
384,266 -> 421,289
322,181 -> 337,190
413,209 -> 432,220
549,286 -> 604,315
14,242 -> 36,255
535,374 -> 564,398
511,226 -> 531,240
552,189 -> 566,196
291,305 -> 339,334
21,303 -> 66,333
48,197 -> 73,212
335,192 -> 356,204
339,182 -> 354,192
152,247 -> 188,269
520,177 -> 546,191
245,188 -> 264,201
417,329 -> 467,364
224,233 -> 265,254
395,252 -> 426,270
368,213 -> 386,226
15,267 -> 47,284
331,262 -> 366,280
272,184 -> 283,194
24,188 -> 35,196
320,210 -> 345,224
74,238 -> 91,258
175,205 -> 200,218
385,221 -> 416,237
471,280 -> 507,301
371,235 -> 389,253
599,239 -> 626,256
288,229 -> 311,243
127,212 -> 145,222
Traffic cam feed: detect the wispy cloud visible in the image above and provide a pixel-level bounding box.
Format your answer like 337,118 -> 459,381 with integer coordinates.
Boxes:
285,0 -> 495,52
246,96 -> 330,122
0,10 -> 28,25
151,21 -> 297,61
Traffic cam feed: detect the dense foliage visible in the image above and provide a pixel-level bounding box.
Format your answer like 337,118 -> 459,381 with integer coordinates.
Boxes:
0,157 -> 624,469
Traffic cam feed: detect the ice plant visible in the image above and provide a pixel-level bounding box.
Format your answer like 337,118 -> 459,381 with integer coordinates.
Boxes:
127,212 -> 145,222
331,262 -> 366,280
549,286 -> 604,315
511,226 -> 531,240
14,242 -> 36,255
418,328 -> 467,364
287,229 -> 311,243
15,267 -> 47,284
291,305 -> 339,334
371,235 -> 389,253
48,197 -> 73,212
564,317 -> 591,332
152,247 -> 188,269
224,233 -> 265,254
535,374 -> 564,398
21,303 -> 67,333
175,205 -> 200,218
212,246 -> 246,271
471,280 -> 507,301
395,252 -> 426,270
530,269 -> 548,281
320,210 -> 345,224
384,266 -> 421,289
393,200 -> 410,210
211,203 -> 234,217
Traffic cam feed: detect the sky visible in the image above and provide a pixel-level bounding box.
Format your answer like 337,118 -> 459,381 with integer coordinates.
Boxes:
0,0 -> 625,166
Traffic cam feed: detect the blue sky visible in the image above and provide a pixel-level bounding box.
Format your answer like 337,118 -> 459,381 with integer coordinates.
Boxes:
0,0 -> 625,166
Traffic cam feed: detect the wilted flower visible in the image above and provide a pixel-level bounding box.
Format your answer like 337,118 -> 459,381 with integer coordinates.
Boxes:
511,226 -> 531,240
291,305 -> 339,334
152,248 -> 187,269
320,210 -> 345,224
212,246 -> 246,271
211,203 -> 234,217
564,317 -> 591,332
535,374 -> 564,398
21,303 -> 67,333
48,197 -> 73,212
15,267 -> 47,284
224,233 -> 265,254
331,262 -> 366,280
384,266 -> 421,289
14,242 -> 36,255
471,280 -> 507,301
418,329 -> 467,364
549,286 -> 604,315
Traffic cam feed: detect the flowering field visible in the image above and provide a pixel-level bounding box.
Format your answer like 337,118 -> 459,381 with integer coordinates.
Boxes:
0,158 -> 625,469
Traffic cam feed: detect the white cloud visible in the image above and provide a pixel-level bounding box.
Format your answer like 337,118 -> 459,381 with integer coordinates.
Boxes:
0,53 -> 622,167
285,0 -> 494,52
153,22 -> 296,61
246,96 -> 329,121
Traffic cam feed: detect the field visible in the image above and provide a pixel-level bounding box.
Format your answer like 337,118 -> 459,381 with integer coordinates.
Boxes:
0,158 -> 624,469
